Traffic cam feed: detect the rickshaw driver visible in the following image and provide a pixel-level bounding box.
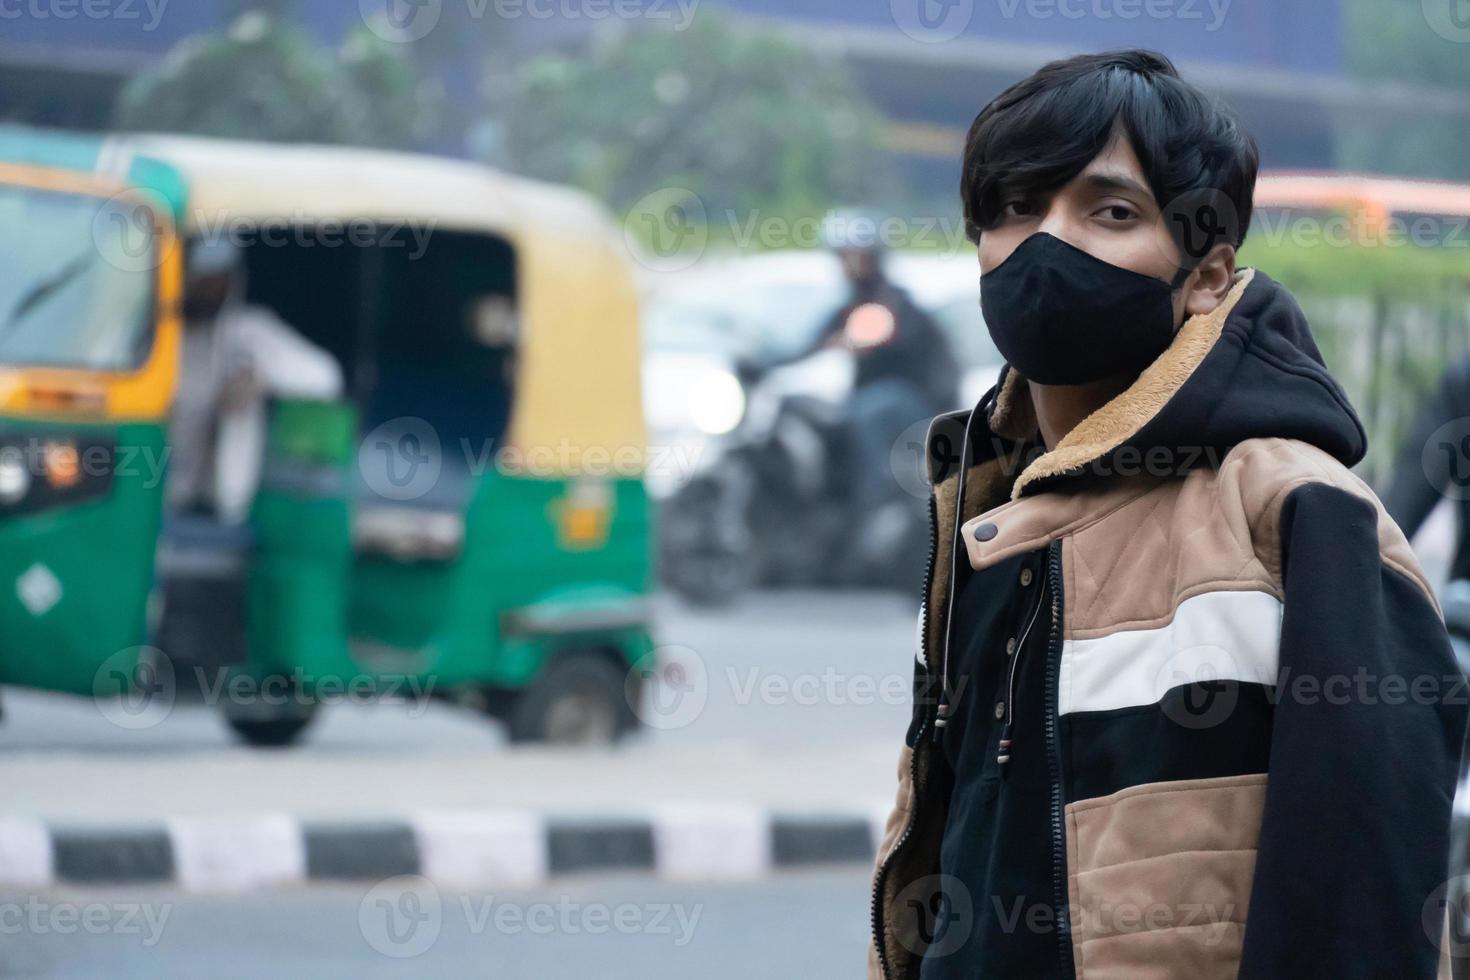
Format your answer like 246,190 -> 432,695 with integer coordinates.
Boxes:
169,239 -> 343,524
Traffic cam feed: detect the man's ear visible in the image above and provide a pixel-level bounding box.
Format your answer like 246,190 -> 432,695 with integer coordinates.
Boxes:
1182,243 -> 1237,317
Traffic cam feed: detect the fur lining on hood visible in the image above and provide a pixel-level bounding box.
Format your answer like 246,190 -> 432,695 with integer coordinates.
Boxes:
1003,269 -> 1254,498
970,266 -> 1366,500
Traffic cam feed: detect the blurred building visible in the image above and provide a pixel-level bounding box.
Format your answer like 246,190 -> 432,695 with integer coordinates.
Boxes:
3,0 -> 1469,199
721,0 -> 1470,201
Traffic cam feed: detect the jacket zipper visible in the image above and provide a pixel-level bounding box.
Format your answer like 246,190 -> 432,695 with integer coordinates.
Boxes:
1044,539 -> 1076,980
870,490 -> 940,980
997,570 -> 1047,766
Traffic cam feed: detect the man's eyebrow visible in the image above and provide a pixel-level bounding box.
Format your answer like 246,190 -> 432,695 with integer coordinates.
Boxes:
1079,172 -> 1153,199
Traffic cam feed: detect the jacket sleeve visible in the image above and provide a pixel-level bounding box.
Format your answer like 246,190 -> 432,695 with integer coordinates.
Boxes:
1383,356 -> 1470,539
1238,482 -> 1467,979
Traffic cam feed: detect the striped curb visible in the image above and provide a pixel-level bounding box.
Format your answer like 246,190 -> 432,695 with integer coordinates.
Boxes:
0,806 -> 891,892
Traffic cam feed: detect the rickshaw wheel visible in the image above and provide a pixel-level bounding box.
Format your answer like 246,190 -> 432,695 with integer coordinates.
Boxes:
225,711 -> 318,748
221,681 -> 319,748
502,651 -> 636,747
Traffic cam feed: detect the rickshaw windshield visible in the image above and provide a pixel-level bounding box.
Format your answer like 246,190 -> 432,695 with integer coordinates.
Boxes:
0,183 -> 154,371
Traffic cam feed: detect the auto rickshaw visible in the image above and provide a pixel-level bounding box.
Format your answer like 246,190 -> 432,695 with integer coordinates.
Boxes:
0,127 -> 655,746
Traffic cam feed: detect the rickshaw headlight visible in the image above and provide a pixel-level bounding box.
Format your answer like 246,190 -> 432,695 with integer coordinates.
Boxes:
690,369 -> 745,436
0,451 -> 30,504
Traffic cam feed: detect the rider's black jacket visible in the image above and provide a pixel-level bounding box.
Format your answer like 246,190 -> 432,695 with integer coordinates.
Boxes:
811,277 -> 958,409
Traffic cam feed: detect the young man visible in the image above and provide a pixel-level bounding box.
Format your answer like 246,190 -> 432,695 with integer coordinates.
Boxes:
869,50 -> 1466,980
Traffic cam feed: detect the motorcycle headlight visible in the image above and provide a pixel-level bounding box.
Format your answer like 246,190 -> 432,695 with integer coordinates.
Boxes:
690,369 -> 746,436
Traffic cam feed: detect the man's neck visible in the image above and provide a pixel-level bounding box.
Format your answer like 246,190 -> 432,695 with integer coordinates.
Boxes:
1027,374 -> 1136,450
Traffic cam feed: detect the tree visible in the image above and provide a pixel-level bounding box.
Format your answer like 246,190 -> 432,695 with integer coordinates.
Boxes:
498,15 -> 893,222
112,11 -> 439,150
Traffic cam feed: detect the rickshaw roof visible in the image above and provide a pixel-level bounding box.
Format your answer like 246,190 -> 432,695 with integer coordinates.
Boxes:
123,133 -> 616,243
125,134 -> 648,472
0,127 -> 648,471
0,125 -> 188,221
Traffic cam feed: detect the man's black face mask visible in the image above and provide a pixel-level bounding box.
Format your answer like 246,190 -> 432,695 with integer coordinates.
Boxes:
980,232 -> 1184,386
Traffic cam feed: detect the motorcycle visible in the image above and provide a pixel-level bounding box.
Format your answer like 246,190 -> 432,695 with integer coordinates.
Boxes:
659,348 -> 930,606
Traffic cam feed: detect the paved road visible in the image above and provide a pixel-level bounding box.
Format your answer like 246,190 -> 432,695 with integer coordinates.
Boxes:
0,590 -> 916,821
0,870 -> 873,979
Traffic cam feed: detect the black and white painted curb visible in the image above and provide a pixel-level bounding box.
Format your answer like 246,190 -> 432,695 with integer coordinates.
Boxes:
0,807 -> 889,891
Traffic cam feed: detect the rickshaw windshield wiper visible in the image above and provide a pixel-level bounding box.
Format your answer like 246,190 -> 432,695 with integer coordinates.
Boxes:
2,250 -> 96,332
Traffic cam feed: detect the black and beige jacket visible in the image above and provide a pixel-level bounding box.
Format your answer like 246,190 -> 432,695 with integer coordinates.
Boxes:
869,268 -> 1467,979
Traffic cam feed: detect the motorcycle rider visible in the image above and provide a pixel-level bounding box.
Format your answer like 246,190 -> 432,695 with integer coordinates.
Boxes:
798,211 -> 960,566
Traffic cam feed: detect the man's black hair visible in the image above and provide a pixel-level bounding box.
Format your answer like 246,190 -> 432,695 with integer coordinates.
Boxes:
961,49 -> 1259,268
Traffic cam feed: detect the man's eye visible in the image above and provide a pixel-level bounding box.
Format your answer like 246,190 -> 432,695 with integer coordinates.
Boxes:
1000,200 -> 1035,218
1098,204 -> 1138,222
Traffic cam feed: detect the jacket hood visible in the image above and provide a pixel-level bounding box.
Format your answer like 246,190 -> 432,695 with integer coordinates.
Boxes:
958,268 -> 1366,499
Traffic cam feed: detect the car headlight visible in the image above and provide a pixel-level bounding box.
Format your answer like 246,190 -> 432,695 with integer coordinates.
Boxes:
0,451 -> 28,504
689,369 -> 746,436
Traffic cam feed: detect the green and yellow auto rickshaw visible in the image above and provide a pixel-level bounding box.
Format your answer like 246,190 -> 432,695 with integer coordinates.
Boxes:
0,127 -> 655,746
